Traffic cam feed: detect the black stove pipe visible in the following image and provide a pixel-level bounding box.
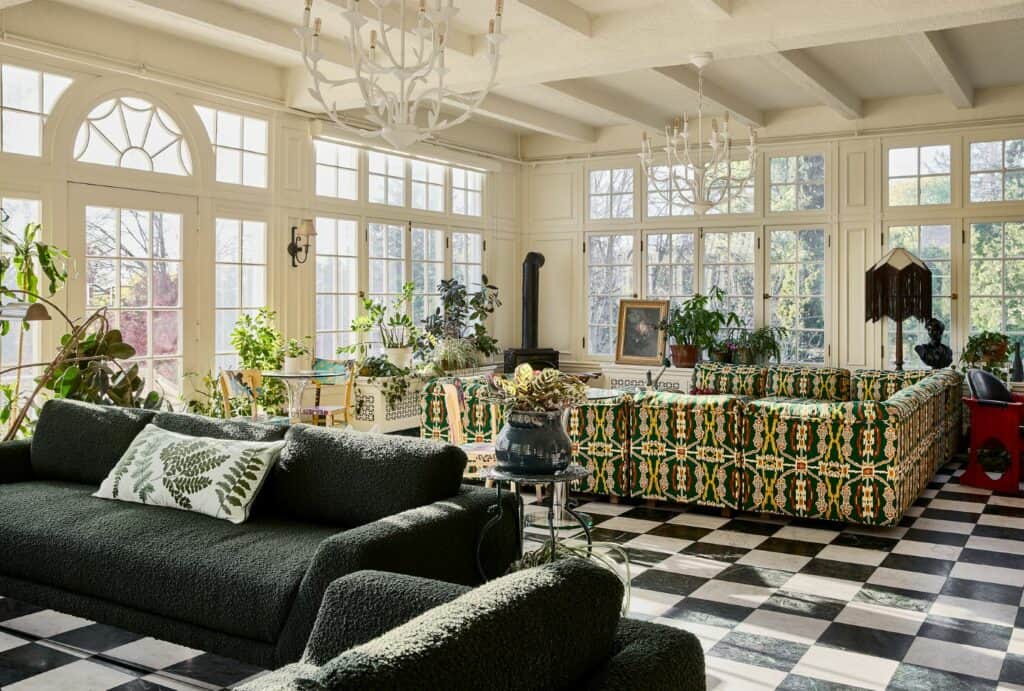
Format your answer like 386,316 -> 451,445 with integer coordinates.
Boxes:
522,252 -> 545,350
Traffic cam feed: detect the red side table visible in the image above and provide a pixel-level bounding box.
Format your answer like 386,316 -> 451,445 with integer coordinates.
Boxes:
961,395 -> 1024,493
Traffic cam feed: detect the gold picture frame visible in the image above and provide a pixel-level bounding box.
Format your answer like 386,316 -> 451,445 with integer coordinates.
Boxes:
615,299 -> 669,365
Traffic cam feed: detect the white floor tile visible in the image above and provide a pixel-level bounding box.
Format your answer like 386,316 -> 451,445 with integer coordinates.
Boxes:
834,600 -> 926,635
689,580 -> 774,609
705,656 -> 788,690
623,533 -> 692,554
909,518 -> 975,535
734,609 -> 829,645
597,516 -> 663,533
736,549 -> 812,573
0,631 -> 29,653
698,530 -> 769,550
988,494 -> 1024,507
627,588 -> 684,618
979,513 -> 1024,530
929,594 -> 1018,628
575,501 -> 632,516
792,645 -> 899,690
657,552 -> 730,579
950,561 -> 1024,587
666,512 -> 730,529
927,498 -> 985,513
816,544 -> 887,566
773,526 -> 841,544
903,637 -> 1005,681
784,573 -> 864,602
867,567 -> 947,594
967,535 -> 1024,556
1008,628 -> 1024,656
105,637 -> 203,669
2,611 -> 92,638
654,618 -> 730,653
890,539 -> 963,561
5,659 -> 135,691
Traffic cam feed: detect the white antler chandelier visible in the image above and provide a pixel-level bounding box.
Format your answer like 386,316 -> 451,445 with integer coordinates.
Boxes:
298,0 -> 505,150
640,53 -> 757,215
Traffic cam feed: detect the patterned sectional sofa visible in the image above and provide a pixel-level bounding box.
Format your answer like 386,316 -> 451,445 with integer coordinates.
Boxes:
420,364 -> 962,527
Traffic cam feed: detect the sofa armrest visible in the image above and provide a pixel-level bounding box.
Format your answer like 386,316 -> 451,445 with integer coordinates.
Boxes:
0,439 -> 32,484
583,618 -> 705,691
274,485 -> 518,665
302,570 -> 468,665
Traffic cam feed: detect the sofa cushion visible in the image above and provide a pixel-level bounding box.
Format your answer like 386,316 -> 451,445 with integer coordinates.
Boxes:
31,399 -> 155,485
308,558 -> 623,691
851,369 -> 932,401
765,365 -> 851,402
692,362 -> 767,397
153,411 -> 288,441
0,480 -> 335,642
94,424 -> 285,524
267,425 -> 466,528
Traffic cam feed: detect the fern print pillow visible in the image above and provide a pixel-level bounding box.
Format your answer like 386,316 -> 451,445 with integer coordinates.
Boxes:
94,424 -> 284,524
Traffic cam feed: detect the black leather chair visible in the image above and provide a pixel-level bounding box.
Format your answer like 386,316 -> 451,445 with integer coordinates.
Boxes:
967,368 -> 1014,404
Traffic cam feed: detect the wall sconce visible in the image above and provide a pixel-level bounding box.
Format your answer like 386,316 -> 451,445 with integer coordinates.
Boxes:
288,218 -> 316,267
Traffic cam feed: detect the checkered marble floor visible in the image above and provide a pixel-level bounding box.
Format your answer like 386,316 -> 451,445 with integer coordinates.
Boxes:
4,457 -> 1024,690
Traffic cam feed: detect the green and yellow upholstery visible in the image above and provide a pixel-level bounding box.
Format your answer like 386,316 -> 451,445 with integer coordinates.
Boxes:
765,365 -> 851,402
692,362 -> 767,397
567,393 -> 632,496
630,391 -> 745,508
851,369 -> 931,401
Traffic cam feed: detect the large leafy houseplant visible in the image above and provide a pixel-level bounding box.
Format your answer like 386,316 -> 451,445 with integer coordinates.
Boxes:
228,308 -> 286,415
660,287 -> 741,367
418,277 -> 500,371
961,330 -> 1011,377
738,326 -> 789,365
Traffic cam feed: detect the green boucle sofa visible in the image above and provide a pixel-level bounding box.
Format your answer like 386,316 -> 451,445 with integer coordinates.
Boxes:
0,399 -> 518,668
239,558 -> 705,691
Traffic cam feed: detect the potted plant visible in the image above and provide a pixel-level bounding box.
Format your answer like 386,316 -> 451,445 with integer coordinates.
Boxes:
418,277 -> 501,373
737,326 -> 789,365
659,288 -> 742,368
489,364 -> 587,474
709,335 -> 740,363
281,337 -> 311,374
345,283 -> 418,368
961,330 -> 1011,376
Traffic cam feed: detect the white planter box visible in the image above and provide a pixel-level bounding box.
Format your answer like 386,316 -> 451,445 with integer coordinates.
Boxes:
600,363 -> 692,393
347,376 -> 423,434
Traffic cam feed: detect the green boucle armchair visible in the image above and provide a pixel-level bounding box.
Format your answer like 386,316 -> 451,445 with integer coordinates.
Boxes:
238,558 -> 705,691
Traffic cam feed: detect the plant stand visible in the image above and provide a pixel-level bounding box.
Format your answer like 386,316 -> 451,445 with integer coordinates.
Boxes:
347,376 -> 423,433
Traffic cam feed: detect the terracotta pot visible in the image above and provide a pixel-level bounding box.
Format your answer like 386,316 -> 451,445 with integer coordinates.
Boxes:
670,344 -> 700,368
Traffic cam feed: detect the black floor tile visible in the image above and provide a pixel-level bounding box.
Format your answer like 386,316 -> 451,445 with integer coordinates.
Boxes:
0,643 -> 78,687
940,576 -> 1023,606
717,563 -> 795,588
721,518 -> 783,536
919,508 -> 980,523
936,490 -> 989,504
587,527 -> 638,544
756,537 -> 826,558
888,662 -> 997,691
778,673 -> 870,690
879,553 -> 954,577
681,541 -> 750,563
800,558 -> 877,582
831,532 -> 900,552
817,622 -> 915,660
663,596 -> 754,629
620,506 -> 682,522
50,623 -> 144,653
0,598 -> 43,624
972,523 -> 1024,542
960,547 -> 1024,570
761,589 -> 846,621
853,583 -> 936,613
917,614 -> 1012,651
709,630 -> 808,672
647,523 -> 713,541
984,503 -> 1024,519
1001,653 -> 1024,686
163,652 -> 264,688
110,681 -> 181,691
900,528 -> 970,546
631,569 -> 707,597
621,546 -> 678,567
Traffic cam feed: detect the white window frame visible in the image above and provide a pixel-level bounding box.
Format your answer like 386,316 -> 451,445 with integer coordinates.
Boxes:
965,216 -> 1024,342
767,152 -> 827,214
584,231 -> 638,357
0,195 -> 43,381
314,139 -> 359,201
213,216 -> 268,371
411,160 -> 446,213
0,63 -> 72,157
367,152 -> 408,208
588,166 -> 636,221
765,226 -> 828,364
451,167 -> 483,217
968,136 -> 1024,205
195,105 -> 269,188
314,215 -> 361,359
411,224 -> 447,326
885,143 -> 954,208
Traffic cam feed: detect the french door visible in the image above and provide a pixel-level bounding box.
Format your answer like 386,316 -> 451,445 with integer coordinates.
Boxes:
67,184 -> 200,401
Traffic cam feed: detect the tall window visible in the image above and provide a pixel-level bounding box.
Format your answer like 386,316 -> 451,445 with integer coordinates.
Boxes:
368,152 -> 406,206
412,161 -> 445,212
75,97 -> 192,175
0,197 -> 41,376
702,229 -> 756,327
887,145 -> 951,206
195,106 -> 268,187
890,224 -> 952,367
451,167 -> 483,216
586,233 -> 634,356
411,226 -> 445,325
452,230 -> 483,291
368,221 -> 406,304
214,219 -> 266,371
769,154 -> 825,212
707,160 -> 755,215
647,165 -> 692,218
589,168 -> 634,220
970,139 -> 1024,203
768,228 -> 826,363
1,64 -> 71,156
315,140 -> 358,200
315,217 -> 359,357
970,220 -> 1024,340
645,231 -> 696,305
85,206 -> 182,396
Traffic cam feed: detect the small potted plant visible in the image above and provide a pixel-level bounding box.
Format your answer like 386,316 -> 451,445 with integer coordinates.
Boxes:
709,335 -> 740,363
282,337 -> 311,374
489,364 -> 588,475
738,326 -> 789,365
345,283 -> 419,368
961,330 -> 1011,376
418,277 -> 501,373
660,288 -> 742,368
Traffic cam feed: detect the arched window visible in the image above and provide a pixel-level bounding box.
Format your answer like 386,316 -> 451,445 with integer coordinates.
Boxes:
73,97 -> 192,176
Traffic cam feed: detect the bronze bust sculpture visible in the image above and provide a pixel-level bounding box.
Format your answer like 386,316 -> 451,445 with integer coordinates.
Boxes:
914,318 -> 953,369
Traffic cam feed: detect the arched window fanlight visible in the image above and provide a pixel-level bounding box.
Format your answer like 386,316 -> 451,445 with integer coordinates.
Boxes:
73,97 -> 192,176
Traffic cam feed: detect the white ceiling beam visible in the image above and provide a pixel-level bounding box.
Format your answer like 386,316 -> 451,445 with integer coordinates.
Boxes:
516,0 -> 592,37
452,94 -> 596,141
903,30 -> 974,109
765,49 -> 863,119
130,0 -> 352,67
690,0 -> 731,19
651,65 -> 763,127
321,0 -> 474,56
541,79 -> 666,131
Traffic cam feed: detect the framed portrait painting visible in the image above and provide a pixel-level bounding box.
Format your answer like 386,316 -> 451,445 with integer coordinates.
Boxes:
615,299 -> 669,365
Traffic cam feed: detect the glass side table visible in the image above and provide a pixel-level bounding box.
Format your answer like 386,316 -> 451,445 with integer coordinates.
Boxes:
475,464 -> 592,581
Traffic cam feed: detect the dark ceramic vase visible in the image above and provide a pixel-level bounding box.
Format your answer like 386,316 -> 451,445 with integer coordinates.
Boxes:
494,409 -> 572,475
